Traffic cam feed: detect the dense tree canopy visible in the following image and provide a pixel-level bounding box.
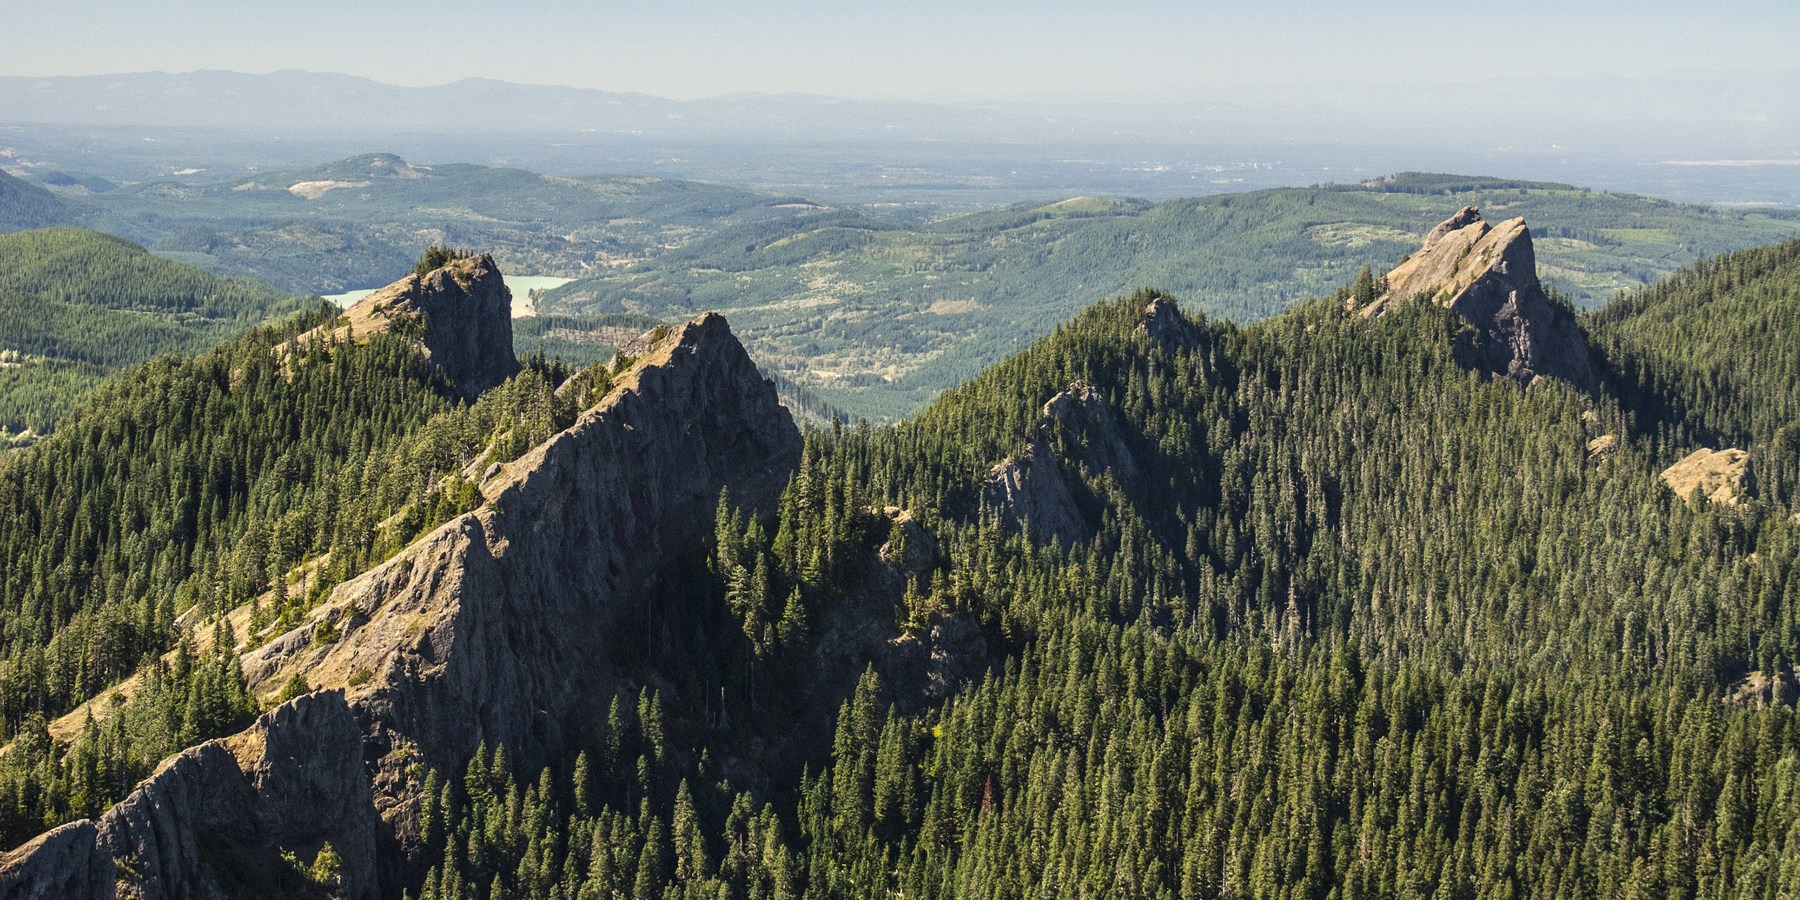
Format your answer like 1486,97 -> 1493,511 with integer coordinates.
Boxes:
2,235 -> 1799,897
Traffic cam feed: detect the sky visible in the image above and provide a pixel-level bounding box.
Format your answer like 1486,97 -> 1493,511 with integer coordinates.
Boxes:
3,0 -> 1797,100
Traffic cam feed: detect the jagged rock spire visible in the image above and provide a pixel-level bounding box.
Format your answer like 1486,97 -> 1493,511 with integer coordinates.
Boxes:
1356,207 -> 1598,391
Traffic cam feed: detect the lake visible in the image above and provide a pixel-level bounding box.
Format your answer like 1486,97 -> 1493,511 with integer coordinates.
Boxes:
322,274 -> 571,318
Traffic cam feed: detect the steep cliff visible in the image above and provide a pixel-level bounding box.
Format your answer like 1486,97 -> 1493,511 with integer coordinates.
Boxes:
0,313 -> 801,897
1356,206 -> 1598,390
984,381 -> 1147,547
307,253 -> 519,400
0,691 -> 376,900
243,312 -> 799,855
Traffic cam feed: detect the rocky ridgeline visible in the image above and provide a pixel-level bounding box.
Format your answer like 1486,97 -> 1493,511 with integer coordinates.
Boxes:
0,691 -> 374,900
1355,206 -> 1598,391
304,253 -> 519,400
0,314 -> 801,898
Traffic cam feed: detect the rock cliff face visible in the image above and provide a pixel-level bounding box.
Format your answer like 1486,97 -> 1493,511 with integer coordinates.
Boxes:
1357,207 -> 1597,390
983,301 -> 1204,548
0,691 -> 376,900
0,314 -> 802,897
245,313 -> 799,847
313,253 -> 519,400
984,381 -> 1146,547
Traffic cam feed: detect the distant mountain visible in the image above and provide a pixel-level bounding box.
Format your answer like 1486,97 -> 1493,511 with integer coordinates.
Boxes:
0,227 -> 305,434
69,152 -> 820,293
3,69 -> 1796,152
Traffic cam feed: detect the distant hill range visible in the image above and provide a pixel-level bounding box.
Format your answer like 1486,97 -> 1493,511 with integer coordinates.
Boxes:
2,69 -> 1797,153
9,157 -> 1800,420
539,172 -> 1800,417
0,169 -> 68,231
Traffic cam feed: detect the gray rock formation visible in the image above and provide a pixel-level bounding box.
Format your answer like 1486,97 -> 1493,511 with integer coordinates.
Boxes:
312,253 -> 519,400
244,313 -> 799,851
0,691 -> 376,900
878,507 -> 940,574
984,382 -> 1145,547
0,314 -> 802,896
1586,434 -> 1620,465
985,442 -> 1089,547
1044,381 -> 1140,481
1138,295 -> 1199,352
1357,207 -> 1597,390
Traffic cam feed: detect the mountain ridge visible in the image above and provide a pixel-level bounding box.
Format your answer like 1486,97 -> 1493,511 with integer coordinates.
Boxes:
1,217 -> 1799,897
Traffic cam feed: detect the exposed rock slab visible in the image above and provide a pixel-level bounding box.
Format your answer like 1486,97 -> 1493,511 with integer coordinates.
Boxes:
1586,434 -> 1619,464
1660,447 -> 1754,506
984,381 -> 1149,547
984,444 -> 1088,547
0,691 -> 376,900
1357,207 -> 1597,390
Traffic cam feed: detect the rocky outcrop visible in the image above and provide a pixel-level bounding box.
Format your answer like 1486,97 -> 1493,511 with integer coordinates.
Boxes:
1660,447 -> 1754,506
310,253 -> 519,400
984,444 -> 1088,547
984,381 -> 1147,547
878,507 -> 940,574
243,313 -> 800,852
0,314 -> 801,896
1356,207 -> 1597,390
0,691 -> 376,900
0,822 -> 107,900
1731,667 -> 1800,708
1139,296 -> 1199,352
1586,434 -> 1619,464
1044,382 -> 1140,481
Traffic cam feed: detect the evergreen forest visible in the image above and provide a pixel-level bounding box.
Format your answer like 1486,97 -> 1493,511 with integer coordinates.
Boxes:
0,227 -> 307,436
1,234 -> 1799,899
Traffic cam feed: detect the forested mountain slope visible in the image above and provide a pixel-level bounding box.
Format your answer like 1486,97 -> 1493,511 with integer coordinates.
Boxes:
2,218 -> 1800,898
1587,237 -> 1800,506
0,227 -> 306,436
0,171 -> 69,233
542,173 -> 1800,419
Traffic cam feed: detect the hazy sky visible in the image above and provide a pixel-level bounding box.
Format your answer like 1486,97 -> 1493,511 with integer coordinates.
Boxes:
5,0 -> 1797,100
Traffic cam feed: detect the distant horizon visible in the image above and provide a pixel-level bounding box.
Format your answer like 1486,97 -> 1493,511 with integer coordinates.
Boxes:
7,0 -> 1799,101
7,63 -> 1800,107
